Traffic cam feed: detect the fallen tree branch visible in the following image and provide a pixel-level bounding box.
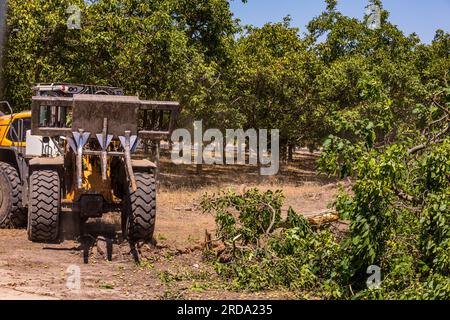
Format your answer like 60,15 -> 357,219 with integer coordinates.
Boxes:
408,122 -> 449,154
408,139 -> 445,154
432,96 -> 450,115
305,209 -> 340,225
265,203 -> 277,235
393,187 -> 416,202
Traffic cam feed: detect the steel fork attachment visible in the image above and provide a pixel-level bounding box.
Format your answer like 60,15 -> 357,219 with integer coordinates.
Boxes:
68,118 -> 138,191
69,129 -> 91,189
119,131 -> 138,192
96,118 -> 113,182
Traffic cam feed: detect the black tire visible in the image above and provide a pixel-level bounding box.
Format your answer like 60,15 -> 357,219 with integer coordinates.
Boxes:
124,171 -> 156,242
27,170 -> 60,242
0,162 -> 25,228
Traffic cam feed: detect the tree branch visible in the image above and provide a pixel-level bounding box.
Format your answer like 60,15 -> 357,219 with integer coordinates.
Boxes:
408,125 -> 448,154
394,187 -> 416,202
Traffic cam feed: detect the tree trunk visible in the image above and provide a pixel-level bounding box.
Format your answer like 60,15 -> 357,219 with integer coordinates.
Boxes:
0,0 -> 8,100
256,132 -> 263,182
288,145 -> 294,162
196,163 -> 203,175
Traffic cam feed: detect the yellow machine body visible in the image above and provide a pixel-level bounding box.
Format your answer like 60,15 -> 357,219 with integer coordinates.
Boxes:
0,111 -> 31,147
65,155 -> 118,203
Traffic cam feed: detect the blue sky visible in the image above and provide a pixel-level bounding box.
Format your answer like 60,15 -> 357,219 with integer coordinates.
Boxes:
229,0 -> 450,43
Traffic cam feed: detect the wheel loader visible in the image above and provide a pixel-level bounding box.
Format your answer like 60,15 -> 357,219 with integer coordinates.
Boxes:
0,83 -> 179,243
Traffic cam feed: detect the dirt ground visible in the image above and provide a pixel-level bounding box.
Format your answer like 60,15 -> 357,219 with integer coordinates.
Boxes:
0,152 -> 345,300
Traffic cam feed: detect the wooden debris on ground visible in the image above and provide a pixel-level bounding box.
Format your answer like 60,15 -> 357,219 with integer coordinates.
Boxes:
305,209 -> 340,225
203,209 -> 341,260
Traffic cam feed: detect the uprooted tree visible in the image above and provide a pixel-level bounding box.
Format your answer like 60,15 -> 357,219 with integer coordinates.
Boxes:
201,87 -> 449,299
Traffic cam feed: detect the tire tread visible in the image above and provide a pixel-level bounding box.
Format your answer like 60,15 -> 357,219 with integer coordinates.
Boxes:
126,172 -> 156,242
28,170 -> 60,242
0,162 -> 25,228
